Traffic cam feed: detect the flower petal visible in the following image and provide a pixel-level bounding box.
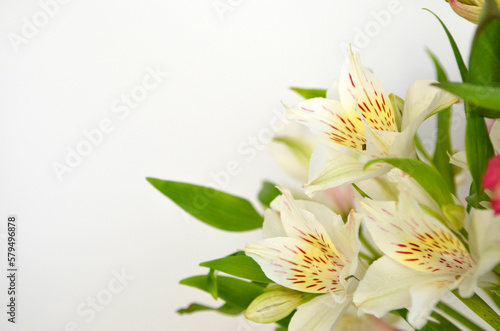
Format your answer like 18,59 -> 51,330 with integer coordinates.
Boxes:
289,294 -> 352,331
489,120 -> 500,153
279,190 -> 344,263
391,81 -> 458,157
339,50 -> 397,132
360,193 -> 474,276
245,237 -> 344,294
449,151 -> 468,170
449,0 -> 483,23
461,209 -> 500,296
285,98 -> 367,152
262,208 -> 287,239
408,282 -> 451,329
305,144 -> 387,195
354,256 -> 454,327
401,80 -> 458,131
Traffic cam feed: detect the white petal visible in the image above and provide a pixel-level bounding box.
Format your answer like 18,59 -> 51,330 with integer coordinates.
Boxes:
490,120 -> 500,154
326,79 -> 340,100
306,144 -> 387,195
293,199 -> 341,240
408,282 -> 451,329
289,294 -> 352,331
269,122 -> 319,183
364,124 -> 399,159
360,193 -> 473,276
400,80 -> 458,131
354,256 -> 453,324
449,151 -> 468,170
245,237 -> 344,294
354,257 -> 415,317
339,50 -> 397,132
285,98 -> 367,152
279,190 -> 345,264
461,209 -> 500,297
262,208 -> 287,239
391,81 -> 458,158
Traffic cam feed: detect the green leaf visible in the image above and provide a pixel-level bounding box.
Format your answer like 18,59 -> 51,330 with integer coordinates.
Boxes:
290,87 -> 326,99
352,183 -> 371,199
146,178 -> 263,231
258,181 -> 281,208
424,9 -> 468,81
427,49 -> 449,83
464,0 -> 499,206
177,302 -> 243,315
200,255 -> 272,283
365,158 -> 455,207
436,82 -> 500,118
427,50 -> 456,195
207,269 -> 218,300
436,301 -> 484,331
453,290 -> 500,330
180,275 -> 265,310
465,111 -> 494,208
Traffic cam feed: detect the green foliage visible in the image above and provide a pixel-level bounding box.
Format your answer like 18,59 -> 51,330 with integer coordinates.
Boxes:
200,255 -> 272,283
453,290 -> 500,330
147,178 -> 263,231
177,302 -> 243,315
436,83 -> 500,117
290,87 -> 326,99
258,181 -> 281,208
180,275 -> 264,310
427,49 -> 456,194
464,1 -> 499,208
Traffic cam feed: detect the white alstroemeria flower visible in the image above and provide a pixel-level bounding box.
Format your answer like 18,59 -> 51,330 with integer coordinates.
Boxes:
286,50 -> 458,196
244,190 -> 363,331
353,192 -> 500,329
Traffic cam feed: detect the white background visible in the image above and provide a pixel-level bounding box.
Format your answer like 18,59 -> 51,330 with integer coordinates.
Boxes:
0,1 -> 476,330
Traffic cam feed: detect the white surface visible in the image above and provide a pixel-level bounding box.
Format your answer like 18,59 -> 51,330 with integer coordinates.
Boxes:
0,1 -> 476,330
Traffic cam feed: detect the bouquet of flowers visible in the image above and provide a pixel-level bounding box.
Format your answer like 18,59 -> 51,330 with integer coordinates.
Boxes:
149,1 -> 500,330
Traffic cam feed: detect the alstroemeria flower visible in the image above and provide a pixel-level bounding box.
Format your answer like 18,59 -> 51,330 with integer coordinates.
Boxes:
447,0 -> 500,23
269,122 -> 355,218
353,192 -> 500,329
484,155 -> 500,214
286,50 -> 457,196
244,190 -> 363,331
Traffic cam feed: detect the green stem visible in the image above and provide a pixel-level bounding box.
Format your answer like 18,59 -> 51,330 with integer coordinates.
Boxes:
358,252 -> 374,264
453,290 -> 500,330
436,301 -> 484,331
415,134 -> 432,163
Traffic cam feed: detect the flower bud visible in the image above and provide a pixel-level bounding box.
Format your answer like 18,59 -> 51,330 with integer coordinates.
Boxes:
447,0 -> 500,23
244,287 -> 315,323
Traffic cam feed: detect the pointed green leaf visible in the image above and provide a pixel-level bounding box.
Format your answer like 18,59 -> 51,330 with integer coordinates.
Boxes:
177,302 -> 243,315
464,1 -> 499,207
200,255 -> 272,283
427,50 -> 456,194
207,269 -> 218,300
424,9 -> 468,81
290,87 -> 326,99
147,178 -> 263,231
180,275 -> 264,309
437,82 -> 500,118
258,181 -> 281,208
453,290 -> 500,330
